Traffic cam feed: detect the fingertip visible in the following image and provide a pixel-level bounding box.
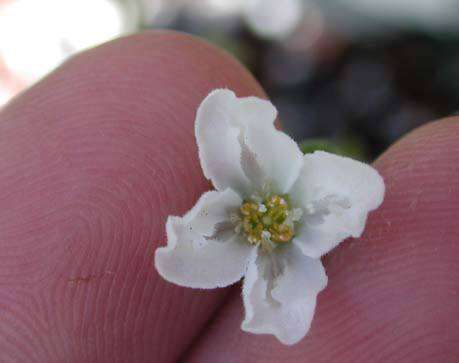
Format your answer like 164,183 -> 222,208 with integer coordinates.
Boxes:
187,116 -> 459,362
0,31 -> 266,362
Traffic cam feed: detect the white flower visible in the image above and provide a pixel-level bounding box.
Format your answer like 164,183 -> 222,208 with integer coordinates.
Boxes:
155,89 -> 385,345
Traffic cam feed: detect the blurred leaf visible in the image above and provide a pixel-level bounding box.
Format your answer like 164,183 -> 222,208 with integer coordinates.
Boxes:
300,138 -> 342,155
300,136 -> 367,161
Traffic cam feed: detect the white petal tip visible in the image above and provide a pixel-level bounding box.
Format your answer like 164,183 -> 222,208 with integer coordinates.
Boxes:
240,322 -> 307,345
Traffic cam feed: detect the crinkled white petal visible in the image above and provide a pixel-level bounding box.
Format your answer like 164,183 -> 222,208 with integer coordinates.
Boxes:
196,89 -> 303,196
155,189 -> 255,289
183,189 -> 241,236
196,90 -> 251,195
290,151 -> 385,258
237,92 -> 304,193
241,245 -> 327,345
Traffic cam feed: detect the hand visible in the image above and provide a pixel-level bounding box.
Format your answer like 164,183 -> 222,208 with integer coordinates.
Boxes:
0,31 -> 458,362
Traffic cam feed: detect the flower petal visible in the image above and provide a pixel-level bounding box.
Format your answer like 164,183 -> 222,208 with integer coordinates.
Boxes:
155,189 -> 255,289
196,90 -> 251,195
239,102 -> 304,194
290,151 -> 385,258
241,245 -> 327,345
196,89 -> 303,196
184,189 -> 241,237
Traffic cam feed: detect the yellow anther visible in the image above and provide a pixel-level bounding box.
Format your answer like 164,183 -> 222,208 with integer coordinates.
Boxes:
237,194 -> 297,251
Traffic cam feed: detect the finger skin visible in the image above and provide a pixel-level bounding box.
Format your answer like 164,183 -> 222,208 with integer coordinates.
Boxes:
187,118 -> 459,363
0,31 -> 265,362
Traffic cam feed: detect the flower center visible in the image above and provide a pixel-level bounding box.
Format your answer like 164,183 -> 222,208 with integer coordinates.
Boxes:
234,194 -> 302,252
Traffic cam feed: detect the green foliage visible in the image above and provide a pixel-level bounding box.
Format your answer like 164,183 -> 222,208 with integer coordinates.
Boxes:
300,137 -> 367,161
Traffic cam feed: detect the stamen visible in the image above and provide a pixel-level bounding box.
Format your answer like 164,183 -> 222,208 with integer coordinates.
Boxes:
236,193 -> 301,251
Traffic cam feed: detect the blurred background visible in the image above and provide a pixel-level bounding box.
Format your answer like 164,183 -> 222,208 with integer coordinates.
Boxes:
1,0 -> 459,160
